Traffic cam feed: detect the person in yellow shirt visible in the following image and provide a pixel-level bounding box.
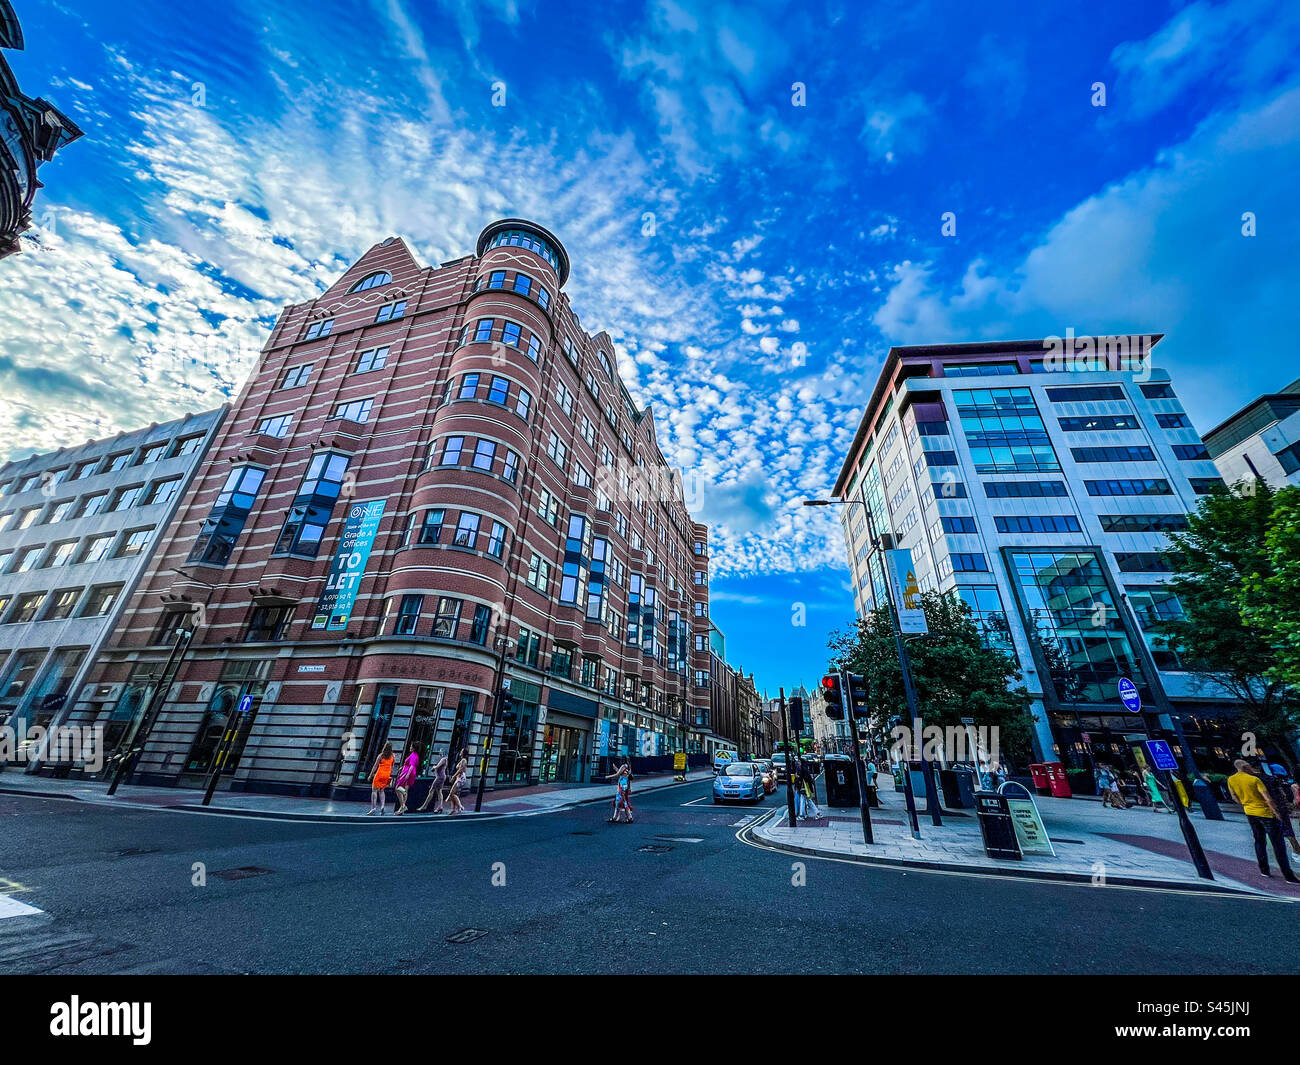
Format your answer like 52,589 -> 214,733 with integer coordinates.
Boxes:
1228,759 -> 1299,882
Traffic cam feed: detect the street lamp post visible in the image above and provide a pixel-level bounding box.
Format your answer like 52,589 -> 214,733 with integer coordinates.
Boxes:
474,630 -> 513,813
778,687 -> 799,828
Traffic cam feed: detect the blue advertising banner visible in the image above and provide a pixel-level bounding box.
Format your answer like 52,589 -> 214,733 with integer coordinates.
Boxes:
311,499 -> 387,630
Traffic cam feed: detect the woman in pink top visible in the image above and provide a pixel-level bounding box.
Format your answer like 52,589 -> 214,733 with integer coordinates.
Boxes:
393,750 -> 420,815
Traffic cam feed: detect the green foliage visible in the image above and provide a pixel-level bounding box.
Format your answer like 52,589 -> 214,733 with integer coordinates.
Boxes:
1164,480 -> 1300,749
828,590 -> 1035,764
1241,486 -> 1300,688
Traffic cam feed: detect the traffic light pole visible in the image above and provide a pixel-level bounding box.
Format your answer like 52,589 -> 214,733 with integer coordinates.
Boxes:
778,687 -> 798,828
474,632 -> 512,813
840,669 -> 873,845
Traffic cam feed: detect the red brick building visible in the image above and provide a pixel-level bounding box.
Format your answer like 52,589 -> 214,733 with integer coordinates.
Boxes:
69,219 -> 713,797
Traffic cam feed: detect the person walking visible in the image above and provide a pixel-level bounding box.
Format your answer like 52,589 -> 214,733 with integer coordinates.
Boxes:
1142,766 -> 1171,812
604,763 -> 632,823
367,741 -> 395,815
393,749 -> 420,815
1228,759 -> 1299,882
800,758 -> 822,820
793,758 -> 808,819
416,750 -> 448,813
1097,765 -> 1126,809
444,748 -> 469,816
1257,764 -> 1300,855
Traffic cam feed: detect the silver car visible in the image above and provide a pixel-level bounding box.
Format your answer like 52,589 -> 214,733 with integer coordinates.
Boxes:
712,761 -> 765,804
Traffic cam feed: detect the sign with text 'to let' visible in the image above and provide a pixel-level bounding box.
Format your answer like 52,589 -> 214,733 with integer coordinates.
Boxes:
312,499 -> 387,631
887,549 -> 928,634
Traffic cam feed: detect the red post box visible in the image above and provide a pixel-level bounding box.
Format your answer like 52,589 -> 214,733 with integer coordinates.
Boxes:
1029,763 -> 1050,795
1045,761 -> 1072,798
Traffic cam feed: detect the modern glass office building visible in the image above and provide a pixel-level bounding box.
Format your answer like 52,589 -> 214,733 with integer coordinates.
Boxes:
831,336 -> 1241,775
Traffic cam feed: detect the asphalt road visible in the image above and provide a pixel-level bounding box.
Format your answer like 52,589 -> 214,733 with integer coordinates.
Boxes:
1,779 -> 1297,975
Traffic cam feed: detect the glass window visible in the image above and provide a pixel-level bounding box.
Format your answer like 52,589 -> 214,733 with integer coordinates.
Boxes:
394,594 -> 423,636
472,440 -> 496,470
349,271 -> 391,292
257,415 -> 293,437
433,597 -> 462,638
459,373 -> 480,399
488,376 -> 510,405
304,319 -> 333,340
418,509 -> 444,545
332,399 -> 373,423
953,388 -> 1059,474
454,512 -> 480,548
145,478 -> 182,506
440,436 -> 465,465
356,346 -> 389,372
375,301 -> 406,323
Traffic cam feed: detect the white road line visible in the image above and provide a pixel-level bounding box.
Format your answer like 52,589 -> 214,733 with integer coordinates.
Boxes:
680,797 -> 711,807
0,895 -> 43,920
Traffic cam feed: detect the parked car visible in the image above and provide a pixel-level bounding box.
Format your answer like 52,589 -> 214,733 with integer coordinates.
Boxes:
712,762 -> 765,803
751,759 -> 778,794
771,752 -> 790,783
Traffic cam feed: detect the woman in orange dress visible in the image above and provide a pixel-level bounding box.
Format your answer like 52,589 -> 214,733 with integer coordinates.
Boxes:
368,741 -> 395,815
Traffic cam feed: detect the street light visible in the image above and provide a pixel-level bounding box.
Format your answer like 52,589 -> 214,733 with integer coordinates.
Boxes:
803,496 -> 935,836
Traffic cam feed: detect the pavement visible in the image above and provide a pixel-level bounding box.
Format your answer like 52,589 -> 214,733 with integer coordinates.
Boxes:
754,775 -> 1300,899
3,775 -> 1298,975
0,767 -> 715,822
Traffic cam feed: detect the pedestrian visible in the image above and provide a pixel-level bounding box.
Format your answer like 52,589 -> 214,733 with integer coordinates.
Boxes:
1097,765 -> 1126,809
444,748 -> 469,816
367,741 -> 395,815
604,763 -> 632,823
1258,766 -> 1300,855
416,750 -> 448,813
793,758 -> 808,819
1228,759 -> 1299,882
1142,766 -> 1171,812
800,759 -> 822,819
393,748 -> 420,815
865,758 -> 878,804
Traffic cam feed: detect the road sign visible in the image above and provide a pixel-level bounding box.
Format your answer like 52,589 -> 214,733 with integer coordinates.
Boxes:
1118,677 -> 1141,713
237,695 -> 253,715
501,677 -> 512,691
1145,739 -> 1178,771
673,751 -> 686,771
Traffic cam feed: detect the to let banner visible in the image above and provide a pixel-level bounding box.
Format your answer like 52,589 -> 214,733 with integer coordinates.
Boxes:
887,549 -> 928,634
312,499 -> 387,630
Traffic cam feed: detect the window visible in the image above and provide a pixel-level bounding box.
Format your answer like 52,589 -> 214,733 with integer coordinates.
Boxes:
486,521 -> 507,559
1140,383 -> 1177,399
536,488 -> 559,526
433,597 -> 462,638
472,439 -> 496,471
487,270 -> 507,289
12,592 -> 47,623
257,415 -> 293,437
104,452 -> 132,473
547,432 -> 568,468
515,388 -> 532,419
110,485 -> 143,512
15,507 -> 39,528
944,362 -> 1018,376
984,480 -> 1068,498
1189,477 -> 1225,495
188,465 -> 266,565
486,227 -> 562,272
953,388 -> 1058,474
116,528 -> 154,557
331,398 -> 373,423
471,319 -> 494,344
1114,552 -> 1172,573
1155,413 -> 1190,429
555,382 -> 574,417
1058,415 -> 1140,431
356,346 -> 389,372
470,604 -> 492,644
46,541 -> 78,567
1172,444 -> 1211,461
941,515 -> 980,533
14,546 -> 42,572
573,462 -> 591,488
375,301 -> 406,323
44,589 -> 80,621
137,443 -> 167,465
304,318 -> 333,340
994,514 -> 1081,533
417,509 -> 444,545
598,350 -> 613,377
245,604 -> 294,642
1084,478 -> 1172,496
527,335 -> 542,362
1071,446 -> 1156,463
394,594 -> 423,636
488,376 -> 510,405
79,535 -> 115,563
512,273 -> 532,297
527,554 -> 551,594
349,271 -> 391,292
171,434 -> 205,457
501,321 -> 522,348
502,450 -> 520,484
46,500 -> 73,523
145,478 -> 182,506
937,553 -> 987,578
81,584 -> 122,617
453,512 -> 481,548
274,453 -> 351,557
1045,385 -> 1127,402
78,493 -> 109,517
282,364 -> 313,389
440,436 -> 465,466
1098,513 -> 1189,533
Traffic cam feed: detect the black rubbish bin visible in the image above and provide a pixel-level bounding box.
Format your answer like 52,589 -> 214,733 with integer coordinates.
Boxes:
975,791 -> 1022,860
823,754 -> 860,807
941,767 -> 976,809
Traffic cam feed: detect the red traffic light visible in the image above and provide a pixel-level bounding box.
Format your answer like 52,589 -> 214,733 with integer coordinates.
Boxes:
821,674 -> 845,719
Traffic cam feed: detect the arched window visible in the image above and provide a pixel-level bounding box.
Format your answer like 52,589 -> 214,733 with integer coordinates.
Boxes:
349,271 -> 391,293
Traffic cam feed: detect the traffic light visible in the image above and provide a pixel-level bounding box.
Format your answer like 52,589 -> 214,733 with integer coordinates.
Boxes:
821,674 -> 844,719
498,690 -> 515,725
788,696 -> 805,732
846,673 -> 868,717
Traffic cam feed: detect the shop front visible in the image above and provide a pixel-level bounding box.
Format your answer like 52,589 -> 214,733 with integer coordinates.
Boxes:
539,688 -> 598,784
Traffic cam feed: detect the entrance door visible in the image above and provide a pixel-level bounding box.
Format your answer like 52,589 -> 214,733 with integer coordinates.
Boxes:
540,724 -> 586,784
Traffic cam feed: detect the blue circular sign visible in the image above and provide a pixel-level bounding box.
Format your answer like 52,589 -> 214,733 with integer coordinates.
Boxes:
1117,677 -> 1141,713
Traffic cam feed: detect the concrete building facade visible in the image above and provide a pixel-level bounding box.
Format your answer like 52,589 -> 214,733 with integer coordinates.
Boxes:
67,220 -> 713,797
832,336 -> 1242,777
1203,377 -> 1300,490
0,410 -> 226,759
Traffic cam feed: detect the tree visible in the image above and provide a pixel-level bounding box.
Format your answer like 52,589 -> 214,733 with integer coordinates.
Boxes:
1164,481 -> 1300,756
1241,485 -> 1300,689
827,590 -> 1035,765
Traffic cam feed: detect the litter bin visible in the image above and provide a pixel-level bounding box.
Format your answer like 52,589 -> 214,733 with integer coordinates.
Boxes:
1044,761 -> 1071,798
823,754 -> 860,807
975,791 -> 1022,860
941,767 -> 976,809
1028,763 -> 1050,796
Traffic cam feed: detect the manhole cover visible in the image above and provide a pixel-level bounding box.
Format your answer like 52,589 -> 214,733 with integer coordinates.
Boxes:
446,928 -> 489,944
638,844 -> 673,853
212,866 -> 274,881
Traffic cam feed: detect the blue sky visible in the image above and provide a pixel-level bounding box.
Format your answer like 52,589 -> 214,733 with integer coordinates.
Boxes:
2,0 -> 1299,696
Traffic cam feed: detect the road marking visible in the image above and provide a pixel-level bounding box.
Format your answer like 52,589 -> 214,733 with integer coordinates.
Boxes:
732,814 -> 762,828
680,797 -> 712,807
0,895 -> 43,920
655,836 -> 704,843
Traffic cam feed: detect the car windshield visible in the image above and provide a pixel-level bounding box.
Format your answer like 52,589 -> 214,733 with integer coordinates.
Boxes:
722,764 -> 755,777
772,754 -> 786,763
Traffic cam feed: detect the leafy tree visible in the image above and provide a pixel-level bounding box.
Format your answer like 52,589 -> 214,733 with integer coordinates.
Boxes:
1241,485 -> 1300,690
828,590 -> 1035,765
1164,481 -> 1300,755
